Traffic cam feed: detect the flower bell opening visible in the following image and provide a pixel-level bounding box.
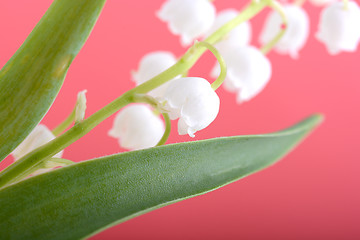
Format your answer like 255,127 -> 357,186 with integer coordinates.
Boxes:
159,77 -> 220,137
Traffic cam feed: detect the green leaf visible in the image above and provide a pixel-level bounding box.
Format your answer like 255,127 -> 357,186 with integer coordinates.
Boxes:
0,0 -> 106,161
0,114 -> 322,240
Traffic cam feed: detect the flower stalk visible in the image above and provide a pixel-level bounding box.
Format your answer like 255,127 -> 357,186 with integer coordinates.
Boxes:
192,41 -> 227,90
131,94 -> 172,147
52,110 -> 76,136
0,0 -> 270,189
261,0 -> 288,55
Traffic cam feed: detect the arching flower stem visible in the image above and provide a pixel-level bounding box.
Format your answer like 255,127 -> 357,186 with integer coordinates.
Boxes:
156,114 -> 171,146
193,41 -> 227,91
260,0 -> 288,55
0,0 -> 269,188
130,94 -> 171,147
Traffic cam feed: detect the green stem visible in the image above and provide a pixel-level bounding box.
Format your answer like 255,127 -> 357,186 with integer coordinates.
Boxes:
53,90 -> 87,135
52,108 -> 76,136
8,158 -> 74,184
194,41 -> 227,90
0,1 -> 268,189
260,0 -> 288,55
45,158 -> 74,168
0,93 -> 132,188
156,113 -> 171,147
131,94 -> 160,108
132,94 -> 172,147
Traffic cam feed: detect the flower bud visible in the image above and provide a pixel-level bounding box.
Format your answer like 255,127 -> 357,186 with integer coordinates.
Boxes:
12,124 -> 63,161
212,46 -> 271,103
259,5 -> 309,59
316,1 -> 360,55
206,9 -> 252,52
108,104 -> 165,150
160,77 -> 220,137
132,51 -> 178,98
157,0 -> 216,46
75,90 -> 87,123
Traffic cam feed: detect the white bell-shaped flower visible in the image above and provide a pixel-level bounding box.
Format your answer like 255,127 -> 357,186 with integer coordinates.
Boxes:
259,5 -> 309,59
108,104 -> 165,150
316,1 -> 360,55
157,0 -> 216,46
206,9 -> 252,52
309,0 -> 335,7
160,77 -> 220,137
12,124 -> 63,161
212,46 -> 271,103
132,51 -> 178,98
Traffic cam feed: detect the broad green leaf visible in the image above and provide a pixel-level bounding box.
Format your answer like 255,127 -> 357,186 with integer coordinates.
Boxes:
0,0 -> 106,161
0,115 -> 322,239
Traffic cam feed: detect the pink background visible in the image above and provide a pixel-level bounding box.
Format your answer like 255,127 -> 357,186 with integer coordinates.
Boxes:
1,0 -> 359,239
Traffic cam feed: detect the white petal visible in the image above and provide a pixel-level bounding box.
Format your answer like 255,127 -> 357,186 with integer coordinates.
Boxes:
12,124 -> 63,161
109,104 -> 165,150
157,0 -> 216,46
222,76 -> 239,93
221,46 -> 272,103
259,5 -> 309,59
177,118 -> 189,136
206,9 -> 252,52
316,1 -> 360,55
210,62 -> 221,80
132,51 -> 178,98
162,77 -> 210,110
161,77 -> 220,137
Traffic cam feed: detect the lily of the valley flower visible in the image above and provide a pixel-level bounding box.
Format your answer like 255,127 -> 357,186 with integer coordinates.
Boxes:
160,77 -> 220,137
259,5 -> 309,59
206,9 -> 252,52
316,1 -> 360,55
212,46 -> 271,104
12,124 -> 63,161
108,104 -> 165,150
157,0 -> 216,46
132,51 -> 178,98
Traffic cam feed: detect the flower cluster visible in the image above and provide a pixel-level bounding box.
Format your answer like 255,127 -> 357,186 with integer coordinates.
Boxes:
209,8 -> 272,103
13,0 -> 360,158
107,0 -> 360,150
